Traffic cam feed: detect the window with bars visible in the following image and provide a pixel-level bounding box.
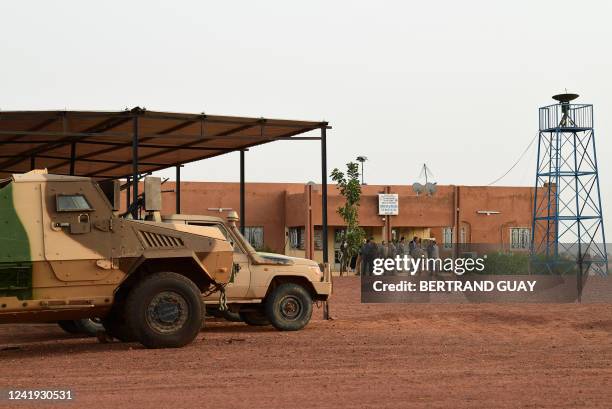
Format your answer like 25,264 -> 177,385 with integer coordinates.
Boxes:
288,227 -> 323,250
314,227 -> 323,251
289,227 -> 305,250
443,227 -> 453,249
510,227 -> 530,250
244,226 -> 264,250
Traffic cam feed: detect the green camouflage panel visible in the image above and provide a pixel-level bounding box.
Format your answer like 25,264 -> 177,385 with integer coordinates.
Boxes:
0,182 -> 32,299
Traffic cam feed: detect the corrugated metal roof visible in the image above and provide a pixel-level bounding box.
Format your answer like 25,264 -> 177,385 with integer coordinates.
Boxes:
0,108 -> 327,179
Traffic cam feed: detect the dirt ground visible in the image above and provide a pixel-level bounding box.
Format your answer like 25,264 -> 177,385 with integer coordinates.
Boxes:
1,276 -> 612,409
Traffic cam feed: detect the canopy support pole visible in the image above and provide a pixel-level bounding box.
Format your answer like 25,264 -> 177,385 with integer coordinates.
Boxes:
321,126 -> 328,264
240,150 -> 246,236
321,125 -> 330,320
126,176 -> 131,211
132,116 -> 139,218
176,165 -> 181,214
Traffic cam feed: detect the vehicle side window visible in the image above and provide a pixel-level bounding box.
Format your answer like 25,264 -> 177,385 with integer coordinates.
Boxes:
187,222 -> 244,254
56,194 -> 93,212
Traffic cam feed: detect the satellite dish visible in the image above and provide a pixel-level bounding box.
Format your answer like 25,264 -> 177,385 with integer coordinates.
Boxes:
552,93 -> 579,103
412,183 -> 424,195
413,164 -> 437,196
425,182 -> 437,195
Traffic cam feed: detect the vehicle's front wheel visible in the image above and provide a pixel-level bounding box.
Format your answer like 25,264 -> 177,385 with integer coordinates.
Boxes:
125,272 -> 204,349
265,283 -> 313,331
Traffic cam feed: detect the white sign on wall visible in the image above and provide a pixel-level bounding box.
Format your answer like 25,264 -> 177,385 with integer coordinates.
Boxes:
378,193 -> 399,215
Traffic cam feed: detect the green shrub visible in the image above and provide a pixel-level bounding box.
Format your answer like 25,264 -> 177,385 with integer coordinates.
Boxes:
480,252 -> 530,275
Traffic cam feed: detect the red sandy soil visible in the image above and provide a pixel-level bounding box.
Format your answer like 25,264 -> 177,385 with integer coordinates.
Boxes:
1,276 -> 612,409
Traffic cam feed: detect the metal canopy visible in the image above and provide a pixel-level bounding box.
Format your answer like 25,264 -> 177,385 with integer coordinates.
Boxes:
0,108 -> 327,179
0,107 -> 331,318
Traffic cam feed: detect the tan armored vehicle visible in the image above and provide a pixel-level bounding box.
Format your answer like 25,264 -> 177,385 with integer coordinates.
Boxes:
0,171 -> 234,348
163,213 -> 332,330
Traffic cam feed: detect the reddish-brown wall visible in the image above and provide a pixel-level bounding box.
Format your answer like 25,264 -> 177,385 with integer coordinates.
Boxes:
458,186 -> 534,245
159,182 -> 305,252
138,181 -> 535,255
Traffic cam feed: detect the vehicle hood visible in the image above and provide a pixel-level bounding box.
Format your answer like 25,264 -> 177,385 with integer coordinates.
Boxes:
127,220 -> 227,241
256,252 -> 318,267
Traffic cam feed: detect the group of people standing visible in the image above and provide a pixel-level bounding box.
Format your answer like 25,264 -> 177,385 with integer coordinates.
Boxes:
354,236 -> 439,276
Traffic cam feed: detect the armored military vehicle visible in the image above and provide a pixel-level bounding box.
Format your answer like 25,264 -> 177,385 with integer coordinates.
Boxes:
163,212 -> 332,331
0,170 -> 234,348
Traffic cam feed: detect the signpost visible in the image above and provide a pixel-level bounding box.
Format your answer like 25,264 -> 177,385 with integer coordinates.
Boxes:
378,193 -> 399,216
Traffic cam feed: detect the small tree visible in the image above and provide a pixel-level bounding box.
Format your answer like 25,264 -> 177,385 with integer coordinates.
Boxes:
330,162 -> 366,275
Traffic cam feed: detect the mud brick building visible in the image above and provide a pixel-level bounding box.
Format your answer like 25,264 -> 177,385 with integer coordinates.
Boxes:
155,182 -> 535,269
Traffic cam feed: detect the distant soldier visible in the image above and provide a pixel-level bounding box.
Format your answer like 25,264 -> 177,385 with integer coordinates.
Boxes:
386,241 -> 397,275
427,239 -> 440,274
397,236 -> 407,257
355,238 -> 368,275
363,237 -> 377,276
378,240 -> 387,259
409,236 -> 419,257
387,241 -> 396,258
427,239 -> 440,259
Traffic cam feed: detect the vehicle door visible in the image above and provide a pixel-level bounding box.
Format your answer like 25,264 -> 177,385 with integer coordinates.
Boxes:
187,221 -> 251,299
41,180 -> 115,282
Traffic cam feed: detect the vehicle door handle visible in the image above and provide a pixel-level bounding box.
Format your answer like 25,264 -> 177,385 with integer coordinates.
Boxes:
52,222 -> 70,231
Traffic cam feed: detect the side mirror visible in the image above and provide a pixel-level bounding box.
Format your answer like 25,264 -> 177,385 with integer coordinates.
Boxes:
144,177 -> 161,212
99,180 -> 120,211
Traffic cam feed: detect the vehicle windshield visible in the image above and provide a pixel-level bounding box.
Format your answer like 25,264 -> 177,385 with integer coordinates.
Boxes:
185,220 -> 257,255
227,223 -> 257,254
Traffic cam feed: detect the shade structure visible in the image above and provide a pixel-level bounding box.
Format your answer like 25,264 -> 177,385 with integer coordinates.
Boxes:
0,108 -> 327,179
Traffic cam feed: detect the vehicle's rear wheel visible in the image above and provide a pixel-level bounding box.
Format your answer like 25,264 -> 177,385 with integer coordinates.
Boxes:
74,318 -> 105,337
221,309 -> 242,322
206,306 -> 223,318
57,320 -> 80,334
125,272 -> 204,349
206,306 -> 242,322
239,310 -> 270,326
265,283 -> 313,331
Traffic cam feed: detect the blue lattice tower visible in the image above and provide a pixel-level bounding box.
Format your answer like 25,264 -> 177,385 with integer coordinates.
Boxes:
531,93 -> 608,277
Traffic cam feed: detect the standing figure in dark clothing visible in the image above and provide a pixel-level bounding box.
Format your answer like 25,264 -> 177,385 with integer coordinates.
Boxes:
363,237 -> 377,276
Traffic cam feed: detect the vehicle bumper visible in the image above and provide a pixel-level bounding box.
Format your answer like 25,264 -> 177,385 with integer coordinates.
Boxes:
313,263 -> 333,298
313,281 -> 332,298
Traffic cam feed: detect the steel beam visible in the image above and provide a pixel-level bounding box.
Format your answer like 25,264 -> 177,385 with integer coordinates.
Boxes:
240,150 -> 245,236
320,125 -> 330,321
0,115 -> 133,170
90,121 -> 260,177
321,126 -> 328,264
132,115 -> 139,218
0,139 -> 244,151
126,176 -> 131,212
176,165 -> 181,214
0,154 -> 165,166
0,154 -> 167,166
50,119 -> 198,171
0,117 -> 58,144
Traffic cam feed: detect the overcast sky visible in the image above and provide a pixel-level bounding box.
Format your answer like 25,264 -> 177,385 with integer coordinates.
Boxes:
1,0 -> 611,234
